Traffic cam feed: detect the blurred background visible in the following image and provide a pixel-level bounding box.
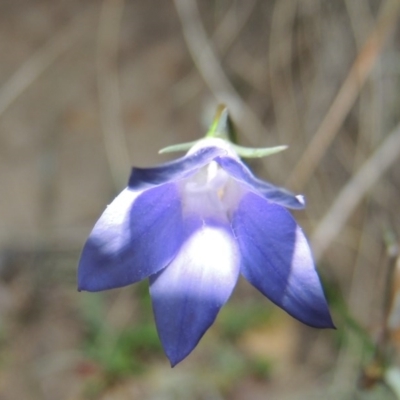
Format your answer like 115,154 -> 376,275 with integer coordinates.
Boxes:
0,0 -> 400,399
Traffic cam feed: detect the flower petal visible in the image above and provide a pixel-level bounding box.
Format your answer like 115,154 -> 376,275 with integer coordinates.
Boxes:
232,192 -> 334,328
129,146 -> 226,190
216,156 -> 305,209
78,183 -> 184,291
149,218 -> 240,366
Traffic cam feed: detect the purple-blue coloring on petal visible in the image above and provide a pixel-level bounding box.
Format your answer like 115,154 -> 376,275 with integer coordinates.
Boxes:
129,146 -> 226,190
232,191 -> 334,329
78,137 -> 333,366
216,155 -> 305,209
149,217 -> 240,366
78,183 -> 184,291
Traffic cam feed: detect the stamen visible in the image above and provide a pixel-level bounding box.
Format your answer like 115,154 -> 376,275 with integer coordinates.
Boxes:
206,161 -> 219,183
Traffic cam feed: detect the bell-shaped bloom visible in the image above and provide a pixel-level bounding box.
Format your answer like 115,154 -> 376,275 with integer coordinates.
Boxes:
78,138 -> 334,366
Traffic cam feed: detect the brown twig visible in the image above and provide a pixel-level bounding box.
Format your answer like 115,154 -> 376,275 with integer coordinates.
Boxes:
269,0 -> 299,144
172,0 -> 257,107
0,7 -> 92,119
97,0 -> 131,191
286,0 -> 400,191
311,121 -> 400,262
173,0 -> 267,145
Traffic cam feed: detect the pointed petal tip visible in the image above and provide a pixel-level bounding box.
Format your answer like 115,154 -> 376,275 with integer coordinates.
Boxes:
322,310 -> 336,329
311,317 -> 336,330
76,271 -> 107,292
77,271 -> 102,292
293,305 -> 335,330
325,315 -> 336,330
233,192 -> 334,330
150,220 -> 240,369
168,353 -> 184,368
163,340 -> 194,367
77,184 -> 185,293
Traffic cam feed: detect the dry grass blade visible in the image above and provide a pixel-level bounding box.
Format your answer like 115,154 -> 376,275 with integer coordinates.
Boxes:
269,0 -> 299,144
97,0 -> 131,191
172,0 -> 257,107
0,7 -> 92,119
311,121 -> 400,262
212,0 -> 257,54
286,0 -> 400,191
173,0 -> 267,144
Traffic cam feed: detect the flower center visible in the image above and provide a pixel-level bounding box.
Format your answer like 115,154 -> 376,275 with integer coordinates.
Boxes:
180,161 -> 232,221
185,161 -> 229,193
179,161 -> 248,224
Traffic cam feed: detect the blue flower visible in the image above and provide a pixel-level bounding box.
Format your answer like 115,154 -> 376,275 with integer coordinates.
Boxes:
78,137 -> 334,366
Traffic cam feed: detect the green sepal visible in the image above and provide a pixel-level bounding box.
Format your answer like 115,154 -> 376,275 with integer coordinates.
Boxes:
231,144 -> 288,158
158,104 -> 288,159
206,104 -> 287,158
158,140 -> 199,154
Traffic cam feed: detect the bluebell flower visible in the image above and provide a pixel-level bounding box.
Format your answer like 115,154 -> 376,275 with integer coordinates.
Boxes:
78,115 -> 333,366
